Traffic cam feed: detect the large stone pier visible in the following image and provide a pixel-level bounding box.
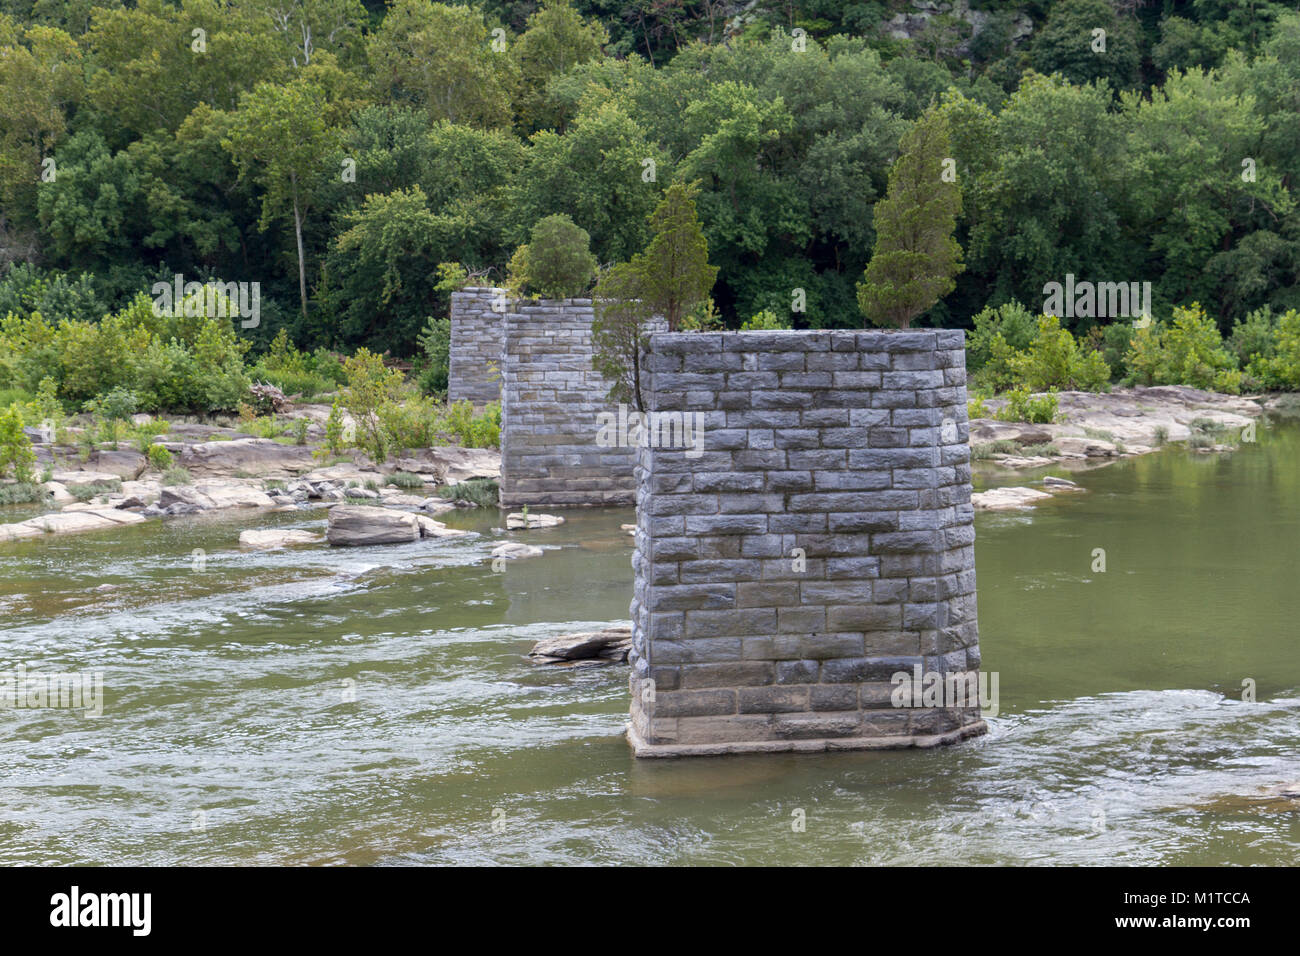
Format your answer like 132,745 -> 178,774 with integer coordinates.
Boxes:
627,330 -> 987,757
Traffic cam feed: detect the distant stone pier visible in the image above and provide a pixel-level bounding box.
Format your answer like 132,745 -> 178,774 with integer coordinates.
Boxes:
498,298 -> 643,508
448,288 -> 505,404
627,330 -> 987,757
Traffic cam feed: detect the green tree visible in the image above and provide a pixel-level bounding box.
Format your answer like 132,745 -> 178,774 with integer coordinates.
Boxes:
339,347 -> 405,463
1029,0 -> 1140,89
511,0 -> 607,132
507,213 -> 598,299
0,18 -> 81,229
366,0 -> 518,128
223,72 -> 341,320
592,181 -> 718,410
0,403 -> 37,482
857,108 -> 964,329
636,181 -> 718,331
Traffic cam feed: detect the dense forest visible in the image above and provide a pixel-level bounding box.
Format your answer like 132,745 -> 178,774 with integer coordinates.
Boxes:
1,0 -> 1298,364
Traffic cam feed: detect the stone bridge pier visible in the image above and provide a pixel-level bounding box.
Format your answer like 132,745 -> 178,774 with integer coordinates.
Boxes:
627,329 -> 987,757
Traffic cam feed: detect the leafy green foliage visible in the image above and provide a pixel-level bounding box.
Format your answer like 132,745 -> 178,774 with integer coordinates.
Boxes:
1246,309 -> 1300,389
146,443 -> 174,470
593,182 -> 718,410
338,349 -> 405,463
507,213 -> 598,299
1008,315 -> 1111,392
996,386 -> 1059,424
1124,304 -> 1241,392
0,403 -> 37,482
435,477 -> 498,508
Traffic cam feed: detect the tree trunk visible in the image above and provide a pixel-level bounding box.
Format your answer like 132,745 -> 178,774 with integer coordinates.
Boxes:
292,176 -> 308,321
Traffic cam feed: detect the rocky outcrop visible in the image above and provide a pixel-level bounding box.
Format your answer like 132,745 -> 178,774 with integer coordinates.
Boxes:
972,476 -> 1083,511
159,483 -> 277,512
390,446 -> 501,485
49,470 -> 122,491
973,385 -> 1263,468
529,626 -> 632,665
179,438 -> 316,477
90,449 -> 147,480
971,486 -> 1054,511
414,515 -> 469,539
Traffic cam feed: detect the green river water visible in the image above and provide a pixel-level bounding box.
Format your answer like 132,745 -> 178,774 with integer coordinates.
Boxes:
1,422 -> 1298,866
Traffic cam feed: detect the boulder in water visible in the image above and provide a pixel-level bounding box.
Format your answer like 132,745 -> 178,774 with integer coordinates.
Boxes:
327,505 -> 420,546
529,626 -> 632,664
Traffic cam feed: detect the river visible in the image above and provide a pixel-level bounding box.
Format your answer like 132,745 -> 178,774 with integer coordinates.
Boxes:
1,422 -> 1298,865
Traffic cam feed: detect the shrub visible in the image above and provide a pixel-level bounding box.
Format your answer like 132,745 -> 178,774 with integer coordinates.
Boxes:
323,399 -> 348,456
84,387 -> 138,446
130,417 -> 170,452
147,444 -> 174,470
378,393 -> 440,453
387,471 -> 425,489
339,349 -> 406,463
740,309 -> 792,331
1020,442 -> 1060,457
162,467 -> 192,486
996,385 -> 1059,424
0,482 -> 42,505
1246,309 -> 1300,390
507,214 -> 598,299
23,377 -> 65,441
971,439 -> 1019,459
1009,315 -> 1111,392
0,404 -> 37,482
435,400 -> 500,449
435,478 -> 499,507
415,315 -> 451,397
248,331 -> 341,400
1124,304 -> 1239,392
968,301 -> 1037,373
1228,307 -> 1277,368
70,479 -> 122,502
1081,323 -> 1136,380
291,418 -> 310,445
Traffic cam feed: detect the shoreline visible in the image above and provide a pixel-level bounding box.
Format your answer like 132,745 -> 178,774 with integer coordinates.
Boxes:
970,385 -> 1296,510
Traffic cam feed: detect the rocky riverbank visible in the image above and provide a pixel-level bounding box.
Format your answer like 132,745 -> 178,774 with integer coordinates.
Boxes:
0,409 -> 501,543
970,385 -> 1285,511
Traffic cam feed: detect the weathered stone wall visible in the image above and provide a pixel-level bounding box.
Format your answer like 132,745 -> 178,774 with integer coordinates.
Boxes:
448,288 -> 505,404
499,299 -> 638,508
627,329 -> 987,757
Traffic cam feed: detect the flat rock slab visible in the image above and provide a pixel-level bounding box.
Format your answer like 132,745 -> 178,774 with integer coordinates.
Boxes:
393,447 -> 500,485
239,529 -> 323,549
506,512 -> 564,529
160,483 -> 277,511
179,438 -> 316,477
49,471 -> 122,490
492,542 -> 543,560
530,626 -> 632,664
1,508 -> 147,540
327,505 -> 420,546
971,486 -> 1054,511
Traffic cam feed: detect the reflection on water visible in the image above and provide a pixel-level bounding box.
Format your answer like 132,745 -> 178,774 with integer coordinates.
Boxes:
1,426 -> 1299,865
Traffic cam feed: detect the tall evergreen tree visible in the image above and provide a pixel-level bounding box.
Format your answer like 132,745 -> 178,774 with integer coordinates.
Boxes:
857,109 -> 964,329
